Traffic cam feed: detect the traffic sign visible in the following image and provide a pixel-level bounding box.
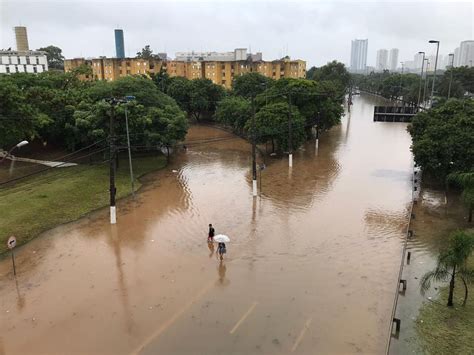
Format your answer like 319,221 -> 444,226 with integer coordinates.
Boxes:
7,236 -> 16,249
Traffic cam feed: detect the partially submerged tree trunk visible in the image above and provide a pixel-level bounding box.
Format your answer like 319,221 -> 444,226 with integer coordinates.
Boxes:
461,276 -> 468,307
447,265 -> 456,307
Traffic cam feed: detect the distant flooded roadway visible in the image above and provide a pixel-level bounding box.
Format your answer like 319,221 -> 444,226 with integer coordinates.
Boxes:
0,94 -> 413,354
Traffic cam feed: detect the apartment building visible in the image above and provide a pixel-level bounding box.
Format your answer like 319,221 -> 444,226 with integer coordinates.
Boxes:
64,48 -> 306,88
0,50 -> 48,74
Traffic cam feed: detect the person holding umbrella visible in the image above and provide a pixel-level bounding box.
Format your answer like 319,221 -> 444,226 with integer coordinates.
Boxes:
213,234 -> 230,260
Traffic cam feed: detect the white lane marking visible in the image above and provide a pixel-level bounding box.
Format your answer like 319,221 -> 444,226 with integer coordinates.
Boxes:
291,317 -> 313,352
229,301 -> 258,334
132,280 -> 215,355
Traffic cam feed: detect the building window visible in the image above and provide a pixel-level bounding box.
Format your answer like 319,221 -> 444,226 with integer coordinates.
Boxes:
36,56 -> 40,64
6,66 -> 10,73
15,65 -> 19,73
33,66 -> 37,73
42,65 -> 46,71
26,57 -> 30,64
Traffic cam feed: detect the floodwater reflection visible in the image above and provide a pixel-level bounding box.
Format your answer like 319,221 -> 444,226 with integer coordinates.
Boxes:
0,94 -> 415,355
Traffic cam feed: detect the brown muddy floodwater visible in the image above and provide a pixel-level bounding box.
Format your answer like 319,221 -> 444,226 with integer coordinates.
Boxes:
0,94 -> 413,355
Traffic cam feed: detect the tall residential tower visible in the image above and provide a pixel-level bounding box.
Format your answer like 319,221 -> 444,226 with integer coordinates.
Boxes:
114,29 -> 125,59
389,48 -> 399,71
376,49 -> 388,71
14,26 -> 29,51
350,39 -> 368,73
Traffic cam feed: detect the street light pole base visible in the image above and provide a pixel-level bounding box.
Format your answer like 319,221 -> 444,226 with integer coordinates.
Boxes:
110,206 -> 117,224
289,154 -> 293,168
252,180 -> 258,197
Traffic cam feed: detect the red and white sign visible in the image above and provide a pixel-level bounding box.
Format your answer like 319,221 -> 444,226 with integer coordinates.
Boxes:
7,236 -> 16,249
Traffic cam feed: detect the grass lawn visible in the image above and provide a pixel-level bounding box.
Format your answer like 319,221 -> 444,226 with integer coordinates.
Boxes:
416,256 -> 474,355
0,155 -> 167,254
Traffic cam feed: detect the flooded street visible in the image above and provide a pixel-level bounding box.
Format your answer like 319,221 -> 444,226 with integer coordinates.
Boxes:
0,94 -> 414,354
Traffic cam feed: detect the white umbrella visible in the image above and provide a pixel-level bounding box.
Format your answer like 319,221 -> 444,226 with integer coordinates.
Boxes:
213,234 -> 230,243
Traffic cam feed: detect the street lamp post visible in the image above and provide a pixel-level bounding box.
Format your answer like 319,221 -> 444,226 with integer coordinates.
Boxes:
287,93 -> 293,168
447,53 -> 454,99
251,97 -> 258,197
429,40 -> 440,108
423,59 -> 430,108
417,52 -> 426,109
124,96 -> 136,197
400,62 -> 404,101
0,140 -> 29,163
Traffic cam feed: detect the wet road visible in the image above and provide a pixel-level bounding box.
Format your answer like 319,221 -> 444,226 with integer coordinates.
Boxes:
0,94 -> 413,354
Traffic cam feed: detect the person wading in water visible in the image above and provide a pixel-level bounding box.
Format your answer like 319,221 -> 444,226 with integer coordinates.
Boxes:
208,224 -> 215,242
217,242 -> 227,260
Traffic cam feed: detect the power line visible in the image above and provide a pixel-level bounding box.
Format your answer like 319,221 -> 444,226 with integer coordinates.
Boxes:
0,146 -> 108,187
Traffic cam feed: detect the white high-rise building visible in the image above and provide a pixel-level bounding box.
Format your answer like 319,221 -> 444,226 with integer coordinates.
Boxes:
414,52 -> 424,70
458,40 -> 474,67
388,48 -> 399,71
454,47 -> 460,67
376,49 -> 388,71
350,39 -> 368,72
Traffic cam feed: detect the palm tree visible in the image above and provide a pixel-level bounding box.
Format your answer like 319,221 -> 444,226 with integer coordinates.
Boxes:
420,230 -> 474,307
448,172 -> 474,223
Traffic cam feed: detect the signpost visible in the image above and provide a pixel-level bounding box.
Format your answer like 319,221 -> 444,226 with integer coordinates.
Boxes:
7,236 -> 17,276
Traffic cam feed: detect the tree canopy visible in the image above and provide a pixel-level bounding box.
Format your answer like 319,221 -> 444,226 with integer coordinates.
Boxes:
0,72 -> 188,152
408,99 -> 474,180
37,45 -> 65,70
307,60 -> 350,95
232,72 -> 274,99
136,45 -> 154,59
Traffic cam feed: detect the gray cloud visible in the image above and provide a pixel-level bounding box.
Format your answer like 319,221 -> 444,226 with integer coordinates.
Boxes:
1,0 -> 473,67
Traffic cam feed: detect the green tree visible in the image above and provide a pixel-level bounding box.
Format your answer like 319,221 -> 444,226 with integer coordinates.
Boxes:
214,96 -> 251,133
136,45 -> 154,59
232,72 -> 273,99
145,105 -> 188,154
409,99 -> 474,180
151,67 -> 171,93
188,78 -> 225,121
166,77 -> 193,113
309,60 -> 350,94
247,102 -> 306,153
448,172 -> 474,222
37,45 -> 65,70
260,78 -> 343,134
421,230 -> 474,306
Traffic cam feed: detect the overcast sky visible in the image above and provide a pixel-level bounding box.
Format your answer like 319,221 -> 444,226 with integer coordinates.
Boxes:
1,0 -> 473,67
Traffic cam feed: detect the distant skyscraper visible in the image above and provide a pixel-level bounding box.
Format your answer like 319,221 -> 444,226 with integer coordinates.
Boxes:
350,39 -> 368,72
115,29 -> 125,59
14,26 -> 29,51
376,49 -> 388,71
458,40 -> 474,67
414,52 -> 424,70
454,47 -> 460,67
389,48 -> 399,71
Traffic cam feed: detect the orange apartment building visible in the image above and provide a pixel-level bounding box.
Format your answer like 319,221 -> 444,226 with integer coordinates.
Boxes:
64,48 -> 306,89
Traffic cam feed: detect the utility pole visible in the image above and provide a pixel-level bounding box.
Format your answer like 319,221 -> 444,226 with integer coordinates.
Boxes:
288,92 -> 293,168
124,105 -> 135,197
107,98 -> 118,224
251,97 -> 257,197
447,53 -> 454,99
423,59 -> 430,109
315,111 -> 320,149
429,40 -> 440,108
417,52 -> 426,109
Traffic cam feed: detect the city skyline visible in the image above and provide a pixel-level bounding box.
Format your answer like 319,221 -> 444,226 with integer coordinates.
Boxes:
1,0 -> 473,68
